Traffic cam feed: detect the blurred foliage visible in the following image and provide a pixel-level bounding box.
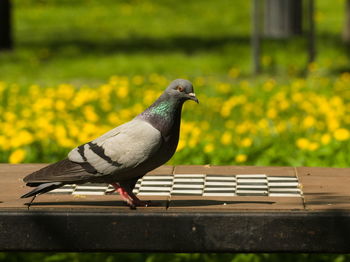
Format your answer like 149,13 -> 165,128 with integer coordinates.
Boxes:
1,253 -> 350,262
0,0 -> 347,84
1,74 -> 350,167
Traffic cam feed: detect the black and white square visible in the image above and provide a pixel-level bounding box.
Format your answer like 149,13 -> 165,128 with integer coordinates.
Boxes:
48,173 -> 302,197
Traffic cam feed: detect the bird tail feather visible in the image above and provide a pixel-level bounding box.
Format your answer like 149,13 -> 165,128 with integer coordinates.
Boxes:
21,182 -> 63,198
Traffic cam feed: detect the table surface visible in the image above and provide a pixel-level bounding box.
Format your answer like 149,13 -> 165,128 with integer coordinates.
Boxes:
1,163 -> 349,212
1,164 -> 350,252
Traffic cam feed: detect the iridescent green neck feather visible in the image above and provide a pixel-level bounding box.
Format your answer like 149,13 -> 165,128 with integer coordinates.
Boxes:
148,101 -> 174,119
137,94 -> 184,136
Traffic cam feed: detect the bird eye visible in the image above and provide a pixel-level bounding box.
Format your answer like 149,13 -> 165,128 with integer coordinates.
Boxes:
177,86 -> 184,92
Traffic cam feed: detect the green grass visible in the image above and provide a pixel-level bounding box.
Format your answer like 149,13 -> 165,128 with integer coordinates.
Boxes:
0,0 -> 250,84
0,0 -> 348,85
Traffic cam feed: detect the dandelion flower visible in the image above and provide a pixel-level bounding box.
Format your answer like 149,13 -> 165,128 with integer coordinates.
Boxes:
235,154 -> 247,163
220,131 -> 232,145
321,134 -> 331,145
334,128 -> 350,141
296,138 -> 309,150
204,144 -> 214,153
241,138 -> 252,147
9,149 -> 26,164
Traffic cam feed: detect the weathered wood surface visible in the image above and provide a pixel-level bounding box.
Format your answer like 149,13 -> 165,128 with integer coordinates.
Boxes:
0,164 -> 350,252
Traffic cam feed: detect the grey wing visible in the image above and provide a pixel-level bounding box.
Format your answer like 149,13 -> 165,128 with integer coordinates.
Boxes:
68,119 -> 163,177
23,158 -> 93,184
24,119 -> 162,184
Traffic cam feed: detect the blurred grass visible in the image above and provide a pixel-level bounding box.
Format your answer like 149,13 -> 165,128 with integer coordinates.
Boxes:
0,0 -> 348,84
1,0 -> 250,84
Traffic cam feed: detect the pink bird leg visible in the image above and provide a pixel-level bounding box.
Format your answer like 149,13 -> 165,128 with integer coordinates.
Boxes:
108,182 -> 150,209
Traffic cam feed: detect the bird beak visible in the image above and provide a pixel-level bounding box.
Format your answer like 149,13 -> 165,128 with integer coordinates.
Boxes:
188,93 -> 199,104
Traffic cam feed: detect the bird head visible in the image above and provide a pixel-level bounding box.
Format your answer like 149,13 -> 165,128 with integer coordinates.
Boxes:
166,79 -> 199,104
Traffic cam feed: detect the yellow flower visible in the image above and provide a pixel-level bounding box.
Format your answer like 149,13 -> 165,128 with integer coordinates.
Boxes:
108,113 -> 120,125
321,134 -> 331,145
241,137 -> 252,147
204,144 -> 214,153
59,138 -> 75,148
55,100 -> 66,111
143,90 -> 159,105
235,154 -> 247,163
267,108 -> 277,119
263,79 -> 275,91
109,75 -> 119,85
83,105 -> 99,122
55,124 -> 67,142
296,138 -> 309,150
220,104 -> 231,117
308,142 -> 319,151
4,111 -> 16,122
258,119 -> 268,130
117,85 -> 129,98
334,128 -> 350,141
236,122 -> 251,135
0,135 -> 8,150
176,139 -> 186,152
292,92 -> 303,103
328,119 -> 339,131
57,84 -> 74,100
220,131 -> 232,145
9,149 -> 26,164
17,130 -> 34,147
303,116 -> 316,128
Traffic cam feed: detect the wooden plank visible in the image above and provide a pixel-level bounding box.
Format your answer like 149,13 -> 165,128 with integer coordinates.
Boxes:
1,211 -> 350,252
29,166 -> 173,211
1,164 -> 350,252
297,166 -> 350,210
2,164 -> 350,213
174,165 -> 296,176
167,196 -> 303,211
0,164 -> 47,209
28,194 -> 168,212
170,165 -> 303,211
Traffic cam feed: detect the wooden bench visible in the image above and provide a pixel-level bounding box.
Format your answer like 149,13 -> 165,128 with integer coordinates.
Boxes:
1,164 -> 350,252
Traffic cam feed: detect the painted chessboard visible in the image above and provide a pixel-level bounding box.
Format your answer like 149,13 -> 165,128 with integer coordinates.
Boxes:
49,174 -> 302,197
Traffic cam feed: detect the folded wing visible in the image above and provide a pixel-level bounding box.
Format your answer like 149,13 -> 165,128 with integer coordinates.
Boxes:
23,119 -> 162,184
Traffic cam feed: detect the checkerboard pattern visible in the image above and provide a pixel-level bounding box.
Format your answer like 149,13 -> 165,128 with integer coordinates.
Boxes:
49,174 -> 302,197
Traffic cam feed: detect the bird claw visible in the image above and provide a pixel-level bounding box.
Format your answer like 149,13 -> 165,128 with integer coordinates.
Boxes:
109,183 -> 153,209
105,188 -> 116,195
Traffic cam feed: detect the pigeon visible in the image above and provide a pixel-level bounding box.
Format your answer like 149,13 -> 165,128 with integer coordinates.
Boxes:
21,79 -> 198,208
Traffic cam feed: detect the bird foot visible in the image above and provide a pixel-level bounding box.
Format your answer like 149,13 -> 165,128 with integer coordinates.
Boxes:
105,188 -> 116,195
110,183 -> 152,209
